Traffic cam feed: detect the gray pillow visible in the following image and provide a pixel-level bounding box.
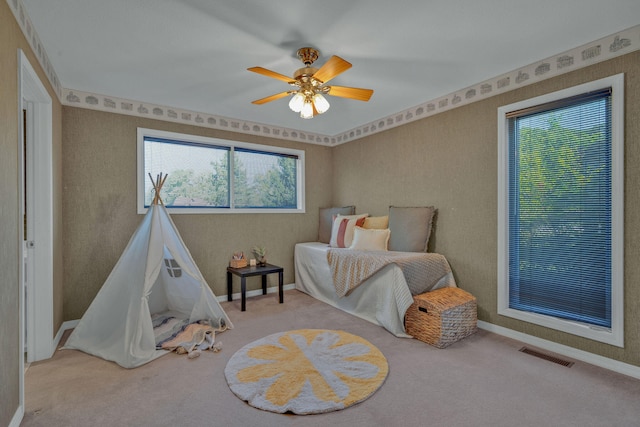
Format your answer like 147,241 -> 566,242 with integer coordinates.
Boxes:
318,206 -> 356,243
388,206 -> 435,252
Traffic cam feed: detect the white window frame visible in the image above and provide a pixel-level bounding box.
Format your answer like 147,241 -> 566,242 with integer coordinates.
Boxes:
137,128 -> 305,214
497,74 -> 624,347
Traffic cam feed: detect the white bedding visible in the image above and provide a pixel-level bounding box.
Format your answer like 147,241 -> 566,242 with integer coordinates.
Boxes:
294,242 -> 456,337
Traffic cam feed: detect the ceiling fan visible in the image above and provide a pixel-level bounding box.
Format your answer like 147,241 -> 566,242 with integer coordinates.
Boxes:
248,47 -> 374,119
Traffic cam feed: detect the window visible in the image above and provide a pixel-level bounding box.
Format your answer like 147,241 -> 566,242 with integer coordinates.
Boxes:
164,259 -> 182,278
137,128 -> 305,214
497,74 -> 623,346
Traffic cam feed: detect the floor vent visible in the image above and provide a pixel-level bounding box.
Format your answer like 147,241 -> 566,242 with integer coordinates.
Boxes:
519,347 -> 574,367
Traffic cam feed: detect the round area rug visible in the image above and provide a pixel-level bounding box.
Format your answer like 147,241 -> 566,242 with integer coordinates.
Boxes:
224,329 -> 388,414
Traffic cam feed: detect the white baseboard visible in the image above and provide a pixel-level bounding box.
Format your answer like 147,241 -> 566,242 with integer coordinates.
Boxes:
218,283 -> 296,303
53,320 -> 78,349
9,405 -> 23,427
47,295 -> 640,381
57,286 -> 296,337
478,320 -> 640,380
54,319 -> 80,348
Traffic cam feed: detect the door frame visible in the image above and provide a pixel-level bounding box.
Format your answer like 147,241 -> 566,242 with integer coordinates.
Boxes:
18,48 -> 54,403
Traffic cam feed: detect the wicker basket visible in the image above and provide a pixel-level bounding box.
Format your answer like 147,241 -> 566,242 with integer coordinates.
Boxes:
405,287 -> 477,348
229,259 -> 248,268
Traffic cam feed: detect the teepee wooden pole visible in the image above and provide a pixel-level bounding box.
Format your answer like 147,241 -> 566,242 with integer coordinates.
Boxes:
148,172 -> 167,206
159,173 -> 168,191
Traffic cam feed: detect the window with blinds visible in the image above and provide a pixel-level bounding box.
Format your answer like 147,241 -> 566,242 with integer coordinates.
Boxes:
136,128 -> 305,214
497,74 -> 624,346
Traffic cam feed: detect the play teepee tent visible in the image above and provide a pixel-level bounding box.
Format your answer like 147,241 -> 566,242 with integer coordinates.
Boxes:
65,173 -> 233,368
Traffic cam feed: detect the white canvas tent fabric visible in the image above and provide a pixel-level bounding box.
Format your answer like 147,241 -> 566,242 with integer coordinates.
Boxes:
64,203 -> 233,368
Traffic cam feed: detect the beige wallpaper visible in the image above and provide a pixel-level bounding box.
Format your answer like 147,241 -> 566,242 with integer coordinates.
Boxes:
62,51 -> 639,367
0,0 -> 64,424
332,51 -> 640,367
0,9 -> 21,421
1,4 -> 637,425
62,108 -> 333,321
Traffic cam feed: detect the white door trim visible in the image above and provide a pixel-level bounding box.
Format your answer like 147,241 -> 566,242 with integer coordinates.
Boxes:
18,49 -> 54,405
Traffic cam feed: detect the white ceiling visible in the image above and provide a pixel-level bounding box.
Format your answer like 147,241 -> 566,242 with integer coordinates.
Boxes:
20,0 -> 640,139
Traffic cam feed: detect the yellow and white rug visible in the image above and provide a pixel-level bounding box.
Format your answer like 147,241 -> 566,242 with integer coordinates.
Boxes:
224,329 -> 388,414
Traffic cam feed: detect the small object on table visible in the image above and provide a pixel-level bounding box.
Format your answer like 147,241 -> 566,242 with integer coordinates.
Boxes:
249,258 -> 257,267
227,263 -> 284,312
230,251 -> 247,268
251,246 -> 267,266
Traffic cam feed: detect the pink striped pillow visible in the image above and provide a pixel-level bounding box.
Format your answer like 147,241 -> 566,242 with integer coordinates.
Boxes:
329,214 -> 368,248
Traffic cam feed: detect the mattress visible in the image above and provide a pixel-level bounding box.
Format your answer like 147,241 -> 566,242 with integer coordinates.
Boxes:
294,242 -> 456,337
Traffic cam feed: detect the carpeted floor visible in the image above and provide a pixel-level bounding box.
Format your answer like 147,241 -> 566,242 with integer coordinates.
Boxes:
22,289 -> 640,427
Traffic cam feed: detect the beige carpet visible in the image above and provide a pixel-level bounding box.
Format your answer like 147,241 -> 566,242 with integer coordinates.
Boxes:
225,329 -> 388,414
22,289 -> 640,427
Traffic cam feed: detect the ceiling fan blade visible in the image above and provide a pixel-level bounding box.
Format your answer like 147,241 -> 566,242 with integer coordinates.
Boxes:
312,56 -> 352,84
251,91 -> 291,105
327,86 -> 374,102
247,67 -> 294,83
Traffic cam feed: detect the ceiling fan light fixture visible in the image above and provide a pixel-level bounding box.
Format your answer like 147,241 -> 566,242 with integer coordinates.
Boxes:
249,47 -> 373,119
313,93 -> 330,114
300,100 -> 314,119
289,92 -> 305,112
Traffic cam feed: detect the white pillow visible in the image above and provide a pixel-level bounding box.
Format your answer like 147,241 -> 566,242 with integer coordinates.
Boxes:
349,226 -> 390,251
329,214 -> 368,248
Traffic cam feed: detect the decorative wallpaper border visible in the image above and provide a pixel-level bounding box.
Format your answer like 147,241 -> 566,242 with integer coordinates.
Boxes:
7,0 -> 63,99
8,0 -> 639,147
333,24 -> 639,145
61,89 -> 334,145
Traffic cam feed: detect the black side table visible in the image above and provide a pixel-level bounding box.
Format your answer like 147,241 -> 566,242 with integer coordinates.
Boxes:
227,263 -> 284,311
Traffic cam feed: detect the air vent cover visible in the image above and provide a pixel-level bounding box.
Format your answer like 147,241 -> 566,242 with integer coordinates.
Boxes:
519,347 -> 575,367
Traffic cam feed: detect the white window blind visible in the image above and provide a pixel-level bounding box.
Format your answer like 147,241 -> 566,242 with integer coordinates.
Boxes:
507,88 -> 612,327
497,74 -> 624,346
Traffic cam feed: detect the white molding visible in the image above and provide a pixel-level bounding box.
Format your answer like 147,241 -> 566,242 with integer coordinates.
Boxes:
17,48 -> 54,427
59,285 -> 296,334
16,48 -> 25,427
220,283 -> 296,303
478,321 -> 640,380
53,321 -> 78,350
55,306 -> 640,381
8,405 -> 23,427
19,49 -> 54,362
60,319 -> 80,331
496,74 -> 624,347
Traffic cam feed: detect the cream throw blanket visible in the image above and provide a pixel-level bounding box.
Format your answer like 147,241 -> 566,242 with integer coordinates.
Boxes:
327,249 -> 455,297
